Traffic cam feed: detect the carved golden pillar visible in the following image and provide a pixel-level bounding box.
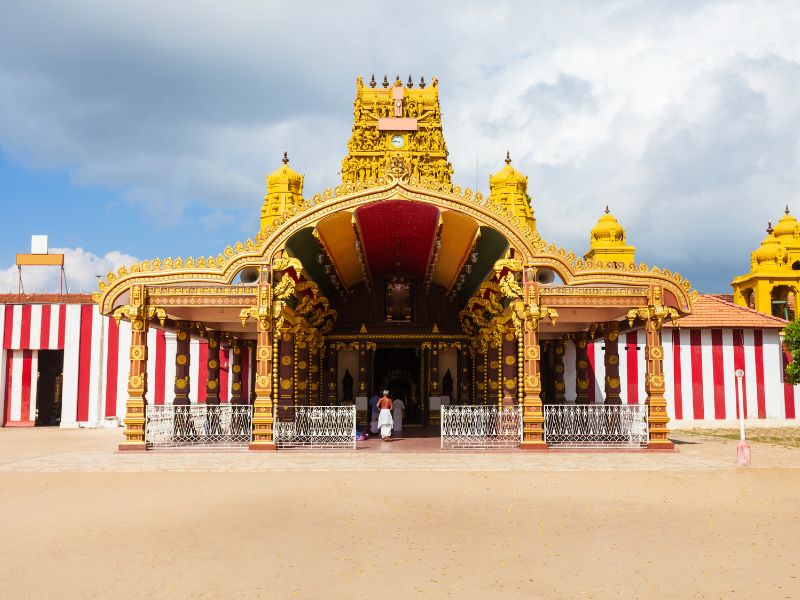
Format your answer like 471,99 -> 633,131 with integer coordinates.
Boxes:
520,307 -> 545,450
205,331 -> 221,405
326,343 -> 338,404
430,342 -> 441,398
645,318 -> 673,449
295,333 -> 309,406
118,284 -> 156,451
230,338 -> 243,404
457,343 -> 469,404
574,331 -> 590,404
249,282 -> 276,450
477,343 -> 488,405
173,320 -> 191,405
308,337 -> 320,406
278,329 -> 294,419
553,338 -> 566,404
488,338 -> 501,406
603,322 -> 622,405
502,331 -> 517,406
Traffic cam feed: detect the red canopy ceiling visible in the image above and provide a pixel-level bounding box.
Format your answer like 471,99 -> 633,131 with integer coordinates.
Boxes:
354,200 -> 440,280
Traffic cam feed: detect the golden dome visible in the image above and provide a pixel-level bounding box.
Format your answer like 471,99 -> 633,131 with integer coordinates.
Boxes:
267,152 -> 304,196
584,206 -> 635,265
489,151 -> 527,191
751,224 -> 784,268
590,207 -> 626,245
771,206 -> 799,240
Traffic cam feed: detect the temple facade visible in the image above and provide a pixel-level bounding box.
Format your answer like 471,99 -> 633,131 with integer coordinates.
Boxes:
5,76 -> 795,448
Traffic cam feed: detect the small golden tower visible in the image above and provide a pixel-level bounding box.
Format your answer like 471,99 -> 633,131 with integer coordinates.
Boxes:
584,206 -> 635,265
261,152 -> 304,230
732,208 -> 800,319
489,152 -> 536,231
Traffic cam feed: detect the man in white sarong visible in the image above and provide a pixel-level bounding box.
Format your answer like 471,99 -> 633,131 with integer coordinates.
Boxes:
392,396 -> 405,434
377,390 -> 394,440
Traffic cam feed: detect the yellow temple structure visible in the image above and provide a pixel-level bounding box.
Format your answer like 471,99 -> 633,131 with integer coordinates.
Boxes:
732,207 -> 800,320
94,75 -> 700,452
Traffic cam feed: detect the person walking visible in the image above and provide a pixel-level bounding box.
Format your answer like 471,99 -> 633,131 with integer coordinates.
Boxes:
392,395 -> 405,434
377,390 -> 394,441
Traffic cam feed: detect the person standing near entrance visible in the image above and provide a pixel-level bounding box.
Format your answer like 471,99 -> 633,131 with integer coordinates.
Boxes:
377,390 -> 394,440
392,395 -> 405,434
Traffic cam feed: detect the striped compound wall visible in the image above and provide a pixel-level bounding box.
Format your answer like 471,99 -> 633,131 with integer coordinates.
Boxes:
582,328 -> 799,422
0,299 -> 797,427
0,301 -> 254,428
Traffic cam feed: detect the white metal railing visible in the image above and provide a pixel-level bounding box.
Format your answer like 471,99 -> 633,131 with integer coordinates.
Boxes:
145,404 -> 253,449
273,405 -> 356,449
441,405 -> 522,450
543,404 -> 649,448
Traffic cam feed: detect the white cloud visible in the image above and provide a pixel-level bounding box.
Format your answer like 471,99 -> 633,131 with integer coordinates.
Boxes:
0,0 -> 799,291
0,248 -> 138,294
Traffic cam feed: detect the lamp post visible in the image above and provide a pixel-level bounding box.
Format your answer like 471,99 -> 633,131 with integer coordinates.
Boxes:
734,368 -> 750,466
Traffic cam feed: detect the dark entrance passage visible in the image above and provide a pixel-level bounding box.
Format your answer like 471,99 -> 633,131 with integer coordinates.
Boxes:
374,347 -> 423,426
35,350 -> 63,426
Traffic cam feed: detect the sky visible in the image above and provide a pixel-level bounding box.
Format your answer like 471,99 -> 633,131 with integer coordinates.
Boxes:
0,0 -> 799,294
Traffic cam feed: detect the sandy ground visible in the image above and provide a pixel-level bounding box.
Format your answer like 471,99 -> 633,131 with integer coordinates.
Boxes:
1,429 -> 799,599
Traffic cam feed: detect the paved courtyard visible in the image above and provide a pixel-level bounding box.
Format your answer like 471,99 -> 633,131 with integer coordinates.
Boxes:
1,427 -> 799,599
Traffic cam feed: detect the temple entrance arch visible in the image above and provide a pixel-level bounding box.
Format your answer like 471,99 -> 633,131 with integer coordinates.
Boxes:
374,347 -> 422,426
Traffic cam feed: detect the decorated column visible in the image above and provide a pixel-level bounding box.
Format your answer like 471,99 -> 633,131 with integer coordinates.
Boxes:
295,332 -> 309,407
173,320 -> 191,405
278,328 -> 294,418
627,305 -> 676,450
603,321 -> 622,405
115,284 -> 165,451
326,343 -> 338,404
205,331 -> 221,405
230,338 -> 243,404
574,331 -> 590,404
502,330 -> 518,406
644,317 -> 672,449
553,338 -> 566,404
456,342 -> 469,405
516,272 -> 557,450
244,281 -> 276,450
430,342 -> 441,398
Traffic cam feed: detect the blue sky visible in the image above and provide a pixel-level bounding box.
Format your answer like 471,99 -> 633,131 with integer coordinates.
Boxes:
1,0 -> 799,294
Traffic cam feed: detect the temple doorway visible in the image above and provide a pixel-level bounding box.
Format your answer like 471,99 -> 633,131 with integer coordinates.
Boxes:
374,347 -> 422,426
35,350 -> 63,426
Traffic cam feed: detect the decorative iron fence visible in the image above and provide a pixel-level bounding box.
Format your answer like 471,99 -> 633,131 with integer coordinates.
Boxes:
145,404 -> 253,449
273,405 -> 356,449
543,404 -> 649,448
441,405 -> 522,449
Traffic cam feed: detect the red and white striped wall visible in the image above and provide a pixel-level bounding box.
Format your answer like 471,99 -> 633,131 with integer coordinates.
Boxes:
585,328 -> 799,421
1,302 -> 253,428
1,300 -> 797,427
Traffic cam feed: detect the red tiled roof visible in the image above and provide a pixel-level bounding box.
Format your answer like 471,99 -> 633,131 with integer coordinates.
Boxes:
670,294 -> 787,329
0,293 -> 95,305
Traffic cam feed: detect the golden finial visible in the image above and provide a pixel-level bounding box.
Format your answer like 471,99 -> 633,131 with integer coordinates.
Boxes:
505,151 -> 511,165
767,220 -> 774,234
282,151 -> 289,165
605,205 -> 609,214
407,74 -> 413,88
382,75 -> 388,88
419,76 -> 426,89
786,204 -> 790,214
369,74 -> 376,88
